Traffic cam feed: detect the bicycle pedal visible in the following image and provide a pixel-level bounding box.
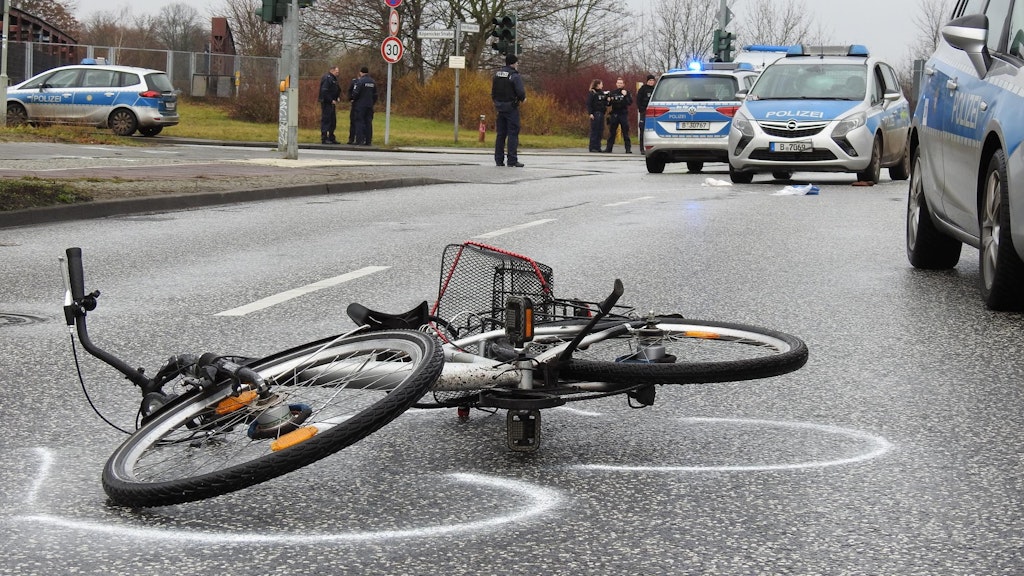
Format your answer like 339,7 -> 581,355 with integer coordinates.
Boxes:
507,409 -> 541,452
627,384 -> 657,406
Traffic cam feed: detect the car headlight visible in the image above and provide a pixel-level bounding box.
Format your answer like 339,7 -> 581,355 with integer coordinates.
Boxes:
732,112 -> 754,137
832,112 -> 866,139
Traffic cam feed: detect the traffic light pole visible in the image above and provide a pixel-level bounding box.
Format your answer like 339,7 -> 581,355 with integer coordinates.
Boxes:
279,0 -> 300,159
1,0 -> 11,127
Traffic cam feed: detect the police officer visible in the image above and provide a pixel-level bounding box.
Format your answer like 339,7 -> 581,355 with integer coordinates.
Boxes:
492,54 -> 527,168
351,66 -> 378,146
346,74 -> 358,144
636,74 -> 656,149
604,76 -> 633,153
586,79 -> 608,153
318,65 -> 341,144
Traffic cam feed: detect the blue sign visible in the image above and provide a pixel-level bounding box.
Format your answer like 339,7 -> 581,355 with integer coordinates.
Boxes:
384,0 -> 402,7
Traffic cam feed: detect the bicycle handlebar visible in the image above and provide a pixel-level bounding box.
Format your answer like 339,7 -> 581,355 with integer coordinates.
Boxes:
66,247 -> 86,302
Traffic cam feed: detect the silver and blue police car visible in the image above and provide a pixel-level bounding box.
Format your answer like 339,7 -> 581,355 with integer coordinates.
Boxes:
5,61 -> 179,137
907,9 -> 1024,311
642,61 -> 758,174
727,45 -> 911,184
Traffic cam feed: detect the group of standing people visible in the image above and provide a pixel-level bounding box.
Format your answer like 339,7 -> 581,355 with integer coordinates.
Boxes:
319,65 -> 378,146
587,73 -> 657,153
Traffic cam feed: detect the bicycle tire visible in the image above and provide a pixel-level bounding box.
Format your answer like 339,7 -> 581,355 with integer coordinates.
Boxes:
554,317 -> 808,385
102,330 -> 442,507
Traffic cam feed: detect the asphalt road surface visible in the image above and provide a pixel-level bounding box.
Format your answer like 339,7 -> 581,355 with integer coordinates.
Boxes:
1,150 -> 1021,575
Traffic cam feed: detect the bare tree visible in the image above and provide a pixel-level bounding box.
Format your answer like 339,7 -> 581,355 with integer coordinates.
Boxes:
218,0 -> 283,57
78,7 -> 162,50
157,2 -> 208,52
912,0 -> 954,59
739,0 -> 816,47
644,0 -> 721,71
536,0 -> 621,73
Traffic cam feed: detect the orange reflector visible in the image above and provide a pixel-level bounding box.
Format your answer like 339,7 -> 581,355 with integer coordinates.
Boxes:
271,427 -> 318,451
524,307 -> 534,340
215,390 -> 258,415
684,331 -> 720,339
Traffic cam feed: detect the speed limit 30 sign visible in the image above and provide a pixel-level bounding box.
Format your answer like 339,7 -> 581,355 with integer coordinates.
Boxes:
381,36 -> 404,63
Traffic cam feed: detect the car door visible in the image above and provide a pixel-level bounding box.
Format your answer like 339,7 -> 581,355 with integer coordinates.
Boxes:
72,68 -> 121,125
26,68 -> 80,121
877,63 -> 910,163
940,0 -> 1012,234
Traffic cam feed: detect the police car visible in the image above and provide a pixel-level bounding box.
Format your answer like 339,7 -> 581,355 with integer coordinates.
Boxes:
5,61 -> 179,137
727,45 -> 911,184
907,7 -> 1024,311
642,62 -> 758,174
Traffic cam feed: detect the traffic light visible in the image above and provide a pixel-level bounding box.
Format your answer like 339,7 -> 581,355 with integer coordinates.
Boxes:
714,29 -> 735,62
490,14 -> 516,55
257,0 -> 287,24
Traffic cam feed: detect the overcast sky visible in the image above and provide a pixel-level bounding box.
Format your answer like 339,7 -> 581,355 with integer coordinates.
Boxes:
71,0 -> 926,66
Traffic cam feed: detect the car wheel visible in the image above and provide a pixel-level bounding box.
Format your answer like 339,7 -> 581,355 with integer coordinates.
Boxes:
646,156 -> 666,174
889,143 -> 911,181
138,126 -> 163,137
729,165 -> 753,184
686,161 -> 704,173
108,109 -> 139,136
979,149 -> 1024,310
856,135 -> 882,183
6,102 -> 28,127
772,171 -> 793,181
907,147 -> 961,269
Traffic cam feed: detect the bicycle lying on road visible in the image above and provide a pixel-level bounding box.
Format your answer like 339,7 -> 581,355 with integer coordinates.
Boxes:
62,242 -> 807,508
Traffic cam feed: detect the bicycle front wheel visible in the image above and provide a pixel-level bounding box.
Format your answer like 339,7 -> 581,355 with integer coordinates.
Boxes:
557,317 -> 808,385
103,330 -> 442,507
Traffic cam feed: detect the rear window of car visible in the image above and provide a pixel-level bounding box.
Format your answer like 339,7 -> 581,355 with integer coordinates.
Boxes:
652,76 -> 740,102
144,73 -> 174,93
750,63 -> 867,100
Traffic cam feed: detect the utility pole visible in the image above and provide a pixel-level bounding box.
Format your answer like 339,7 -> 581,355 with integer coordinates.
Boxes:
279,0 -> 300,159
1,0 -> 11,126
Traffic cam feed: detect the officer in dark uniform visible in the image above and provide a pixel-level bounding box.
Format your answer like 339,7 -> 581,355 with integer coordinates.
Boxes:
587,79 -> 608,152
636,74 -> 656,149
351,66 -> 378,146
604,76 -> 633,153
346,74 -> 358,144
318,65 -> 341,144
491,54 -> 527,167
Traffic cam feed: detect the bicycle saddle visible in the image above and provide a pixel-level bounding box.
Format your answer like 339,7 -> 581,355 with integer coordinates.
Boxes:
346,301 -> 430,331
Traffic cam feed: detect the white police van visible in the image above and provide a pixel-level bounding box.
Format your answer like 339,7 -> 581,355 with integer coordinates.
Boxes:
5,60 -> 179,137
642,61 -> 758,174
906,3 -> 1024,311
728,45 -> 910,184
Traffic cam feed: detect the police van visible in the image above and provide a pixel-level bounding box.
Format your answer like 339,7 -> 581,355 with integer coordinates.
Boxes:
642,61 -> 758,174
727,45 -> 910,184
5,60 -> 179,137
906,3 -> 1024,311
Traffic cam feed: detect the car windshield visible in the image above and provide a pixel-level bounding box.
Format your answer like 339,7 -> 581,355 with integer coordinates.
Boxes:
651,76 -> 739,102
748,63 -> 867,100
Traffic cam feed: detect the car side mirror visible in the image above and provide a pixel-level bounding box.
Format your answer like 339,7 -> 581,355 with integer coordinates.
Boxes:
735,89 -> 748,100
941,13 -> 991,77
883,91 -> 902,102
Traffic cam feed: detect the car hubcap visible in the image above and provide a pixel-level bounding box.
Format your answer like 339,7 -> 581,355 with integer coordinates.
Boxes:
981,171 -> 1001,290
907,157 -> 923,249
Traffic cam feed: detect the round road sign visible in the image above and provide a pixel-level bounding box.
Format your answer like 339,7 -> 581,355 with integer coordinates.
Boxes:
381,36 -> 404,63
388,9 -> 400,36
384,0 -> 401,7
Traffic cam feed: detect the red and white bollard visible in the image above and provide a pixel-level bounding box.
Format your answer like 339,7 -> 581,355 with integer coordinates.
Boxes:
478,114 -> 486,143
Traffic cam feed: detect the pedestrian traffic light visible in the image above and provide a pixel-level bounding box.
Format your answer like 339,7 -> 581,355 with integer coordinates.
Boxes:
490,14 -> 516,55
257,0 -> 287,24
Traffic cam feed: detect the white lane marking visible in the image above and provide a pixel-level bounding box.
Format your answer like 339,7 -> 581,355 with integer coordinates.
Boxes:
576,417 -> 893,472
603,196 -> 654,207
215,266 -> 390,316
473,219 -> 556,239
554,406 -> 603,417
18,473 -> 562,544
227,158 -> 389,168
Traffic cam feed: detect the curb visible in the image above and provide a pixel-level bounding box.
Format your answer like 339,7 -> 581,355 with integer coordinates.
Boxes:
0,177 -> 447,229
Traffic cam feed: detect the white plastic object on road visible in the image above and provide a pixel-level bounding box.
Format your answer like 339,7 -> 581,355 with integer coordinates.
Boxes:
772,184 -> 820,196
703,178 -> 732,187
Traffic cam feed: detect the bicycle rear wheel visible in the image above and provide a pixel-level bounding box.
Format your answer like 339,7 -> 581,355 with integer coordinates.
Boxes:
103,330 -> 442,507
556,317 -> 808,385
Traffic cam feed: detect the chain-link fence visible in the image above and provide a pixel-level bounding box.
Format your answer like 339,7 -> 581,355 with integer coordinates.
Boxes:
5,41 -> 287,99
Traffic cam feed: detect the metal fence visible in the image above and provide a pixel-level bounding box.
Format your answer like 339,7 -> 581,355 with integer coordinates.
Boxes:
4,41 -> 305,98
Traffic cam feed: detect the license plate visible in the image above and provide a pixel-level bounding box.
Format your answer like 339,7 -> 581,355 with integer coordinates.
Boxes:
677,121 -> 710,130
165,101 -> 177,111
770,141 -> 812,152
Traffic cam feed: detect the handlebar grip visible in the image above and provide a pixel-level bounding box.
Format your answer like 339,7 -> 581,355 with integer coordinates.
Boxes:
66,247 -> 86,301
598,279 -> 624,314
